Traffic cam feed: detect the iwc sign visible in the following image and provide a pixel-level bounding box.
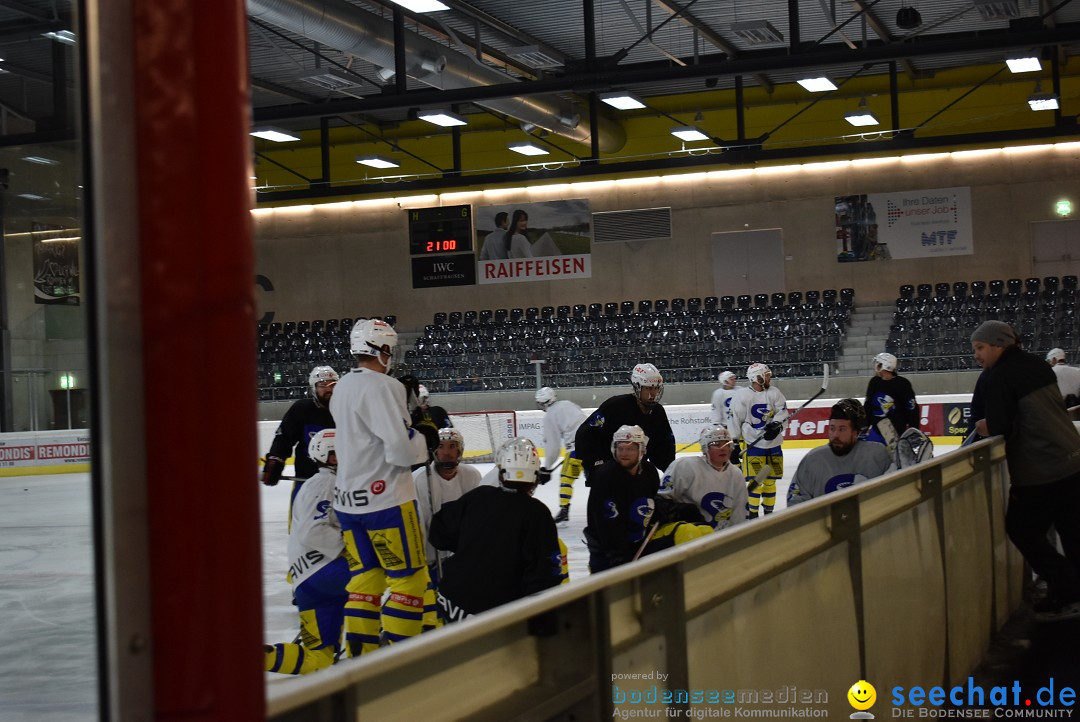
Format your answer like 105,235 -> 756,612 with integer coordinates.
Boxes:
411,254 -> 477,289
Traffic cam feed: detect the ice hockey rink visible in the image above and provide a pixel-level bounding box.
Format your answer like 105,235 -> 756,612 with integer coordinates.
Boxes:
0,440 -> 961,715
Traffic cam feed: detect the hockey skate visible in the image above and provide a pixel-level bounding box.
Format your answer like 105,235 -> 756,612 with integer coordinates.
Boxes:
553,505 -> 570,525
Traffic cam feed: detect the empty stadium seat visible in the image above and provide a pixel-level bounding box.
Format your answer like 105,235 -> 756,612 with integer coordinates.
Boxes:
638,300 -> 652,314
737,295 -> 751,309
721,296 -> 735,310
556,306 -> 570,319
671,298 -> 686,312
604,302 -> 618,316
952,282 -> 968,297
620,301 -> 634,315
384,315 -> 397,327
704,296 -> 718,311
1025,278 -> 1040,293
448,311 -> 463,326
1007,278 -> 1022,294
822,289 -> 837,304
1044,276 -> 1060,293
934,282 -> 950,298
463,310 -> 477,325
805,290 -> 820,304
655,299 -> 669,313
899,284 -> 914,299
588,303 -> 601,318
788,292 -> 802,305
970,281 -> 985,297
687,297 -> 702,312
1064,275 -> 1078,291
916,284 -> 932,299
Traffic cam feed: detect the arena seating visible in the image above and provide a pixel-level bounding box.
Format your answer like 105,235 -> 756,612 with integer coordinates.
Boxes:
255,291 -> 856,396
886,276 -> 1078,373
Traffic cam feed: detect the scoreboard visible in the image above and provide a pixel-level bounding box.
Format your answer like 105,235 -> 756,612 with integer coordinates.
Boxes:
407,204 -> 473,256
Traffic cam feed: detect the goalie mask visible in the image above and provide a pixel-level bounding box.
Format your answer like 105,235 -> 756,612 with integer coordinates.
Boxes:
308,429 -> 336,467
308,365 -> 339,402
350,319 -> 398,371
434,427 -> 464,471
535,386 -> 557,410
496,437 -> 540,485
699,425 -> 732,470
630,363 -> 664,409
873,352 -> 898,373
746,363 -> 771,388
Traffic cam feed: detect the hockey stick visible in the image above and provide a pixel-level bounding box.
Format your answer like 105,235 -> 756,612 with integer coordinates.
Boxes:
423,462 -> 443,580
632,522 -> 660,562
746,463 -> 774,497
744,362 -> 830,451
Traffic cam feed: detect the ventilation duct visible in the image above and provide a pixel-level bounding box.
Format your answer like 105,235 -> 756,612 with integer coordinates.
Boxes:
593,208 -> 672,243
247,0 -> 627,153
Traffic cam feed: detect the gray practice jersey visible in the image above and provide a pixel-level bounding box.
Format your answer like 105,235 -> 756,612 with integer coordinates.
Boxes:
787,441 -> 893,506
659,456 -> 748,530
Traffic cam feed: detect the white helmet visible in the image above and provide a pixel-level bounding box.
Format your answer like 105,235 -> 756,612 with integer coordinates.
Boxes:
630,363 -> 664,407
496,437 -> 540,484
308,428 -> 336,466
1047,348 -> 1066,364
535,386 -> 557,410
747,362 -> 771,387
350,319 -> 398,370
699,425 -> 732,469
437,427 -> 464,452
718,371 -> 736,386
308,365 -> 339,396
873,352 -> 898,373
611,424 -> 649,460
417,384 -> 430,404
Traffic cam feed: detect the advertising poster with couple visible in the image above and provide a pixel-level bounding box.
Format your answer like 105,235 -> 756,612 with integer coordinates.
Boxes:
476,199 -> 592,284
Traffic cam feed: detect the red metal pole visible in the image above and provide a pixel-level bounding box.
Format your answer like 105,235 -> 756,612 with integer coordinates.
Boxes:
131,0 -> 262,718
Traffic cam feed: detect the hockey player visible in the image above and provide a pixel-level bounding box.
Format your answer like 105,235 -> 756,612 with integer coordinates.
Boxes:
265,429 -> 349,675
660,426 -> 748,530
787,399 -> 892,506
729,363 -> 789,518
410,384 -> 453,454
1045,348 -> 1080,407
536,386 -> 587,525
261,365 -> 338,497
428,438 -> 563,621
864,352 -> 920,446
330,319 -> 430,655
584,425 -> 709,572
575,363 -> 676,482
709,371 -> 742,466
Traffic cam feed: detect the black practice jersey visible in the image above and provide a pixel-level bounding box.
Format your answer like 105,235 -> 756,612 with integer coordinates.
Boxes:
574,394 -> 676,478
864,375 -> 919,433
267,398 -> 334,479
585,459 -> 661,569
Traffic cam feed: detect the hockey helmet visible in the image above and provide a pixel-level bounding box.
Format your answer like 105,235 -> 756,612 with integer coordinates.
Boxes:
308,365 -> 339,397
417,384 -> 431,404
437,427 -> 464,452
611,424 -> 649,460
717,371 -> 736,386
535,386 -> 557,410
873,352 -> 898,373
830,398 -> 867,432
746,362 -> 771,387
350,319 -> 398,370
699,425 -> 732,468
630,363 -> 664,407
496,437 -> 540,484
1047,348 -> 1066,364
308,428 -> 336,466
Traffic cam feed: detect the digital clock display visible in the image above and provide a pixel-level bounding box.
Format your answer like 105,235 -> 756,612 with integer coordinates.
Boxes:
407,204 -> 473,255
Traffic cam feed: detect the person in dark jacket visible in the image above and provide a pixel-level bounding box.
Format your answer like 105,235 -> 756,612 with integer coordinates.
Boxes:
575,363 -> 676,483
429,438 -> 562,622
972,320 -> 1080,622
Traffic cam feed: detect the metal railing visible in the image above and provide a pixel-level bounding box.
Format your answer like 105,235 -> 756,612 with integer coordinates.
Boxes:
267,437 -> 1019,721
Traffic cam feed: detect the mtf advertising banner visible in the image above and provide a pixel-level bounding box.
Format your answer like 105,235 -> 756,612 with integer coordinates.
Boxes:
836,186 -> 973,262
476,199 -> 592,284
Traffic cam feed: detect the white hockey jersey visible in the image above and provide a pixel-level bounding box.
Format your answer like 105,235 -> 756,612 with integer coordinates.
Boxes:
287,467 -> 344,588
1052,364 -> 1080,401
330,367 -> 428,515
659,456 -> 748,529
709,387 -> 740,426
729,385 -> 790,451
412,463 -> 488,562
542,399 -> 586,468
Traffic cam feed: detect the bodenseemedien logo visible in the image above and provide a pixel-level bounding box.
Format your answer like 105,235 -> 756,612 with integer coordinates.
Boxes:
849,680 -> 878,719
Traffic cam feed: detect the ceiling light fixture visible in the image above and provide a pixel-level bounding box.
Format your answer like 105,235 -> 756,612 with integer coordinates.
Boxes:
896,6 -> 922,30
250,127 -> 301,142
731,20 -> 784,45
355,155 -> 400,169
387,0 -> 450,12
21,156 -> 60,166
671,126 -> 710,142
417,109 -> 467,127
797,77 -> 837,92
508,141 -> 550,156
1006,55 -> 1041,73
298,68 -> 364,93
42,30 -> 75,45
506,45 -> 564,69
599,91 -> 647,110
18,193 -> 48,201
844,98 -> 879,127
1028,92 -> 1059,111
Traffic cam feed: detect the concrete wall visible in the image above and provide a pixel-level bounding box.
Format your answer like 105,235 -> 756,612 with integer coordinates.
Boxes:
254,144 -> 1080,334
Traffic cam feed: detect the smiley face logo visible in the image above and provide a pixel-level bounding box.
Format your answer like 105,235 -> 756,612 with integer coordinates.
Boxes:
847,680 -> 877,711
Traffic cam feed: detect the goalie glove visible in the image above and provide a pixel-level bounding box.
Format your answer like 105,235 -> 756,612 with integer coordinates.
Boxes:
261,456 -> 285,486
537,467 -> 553,485
762,421 -> 784,441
